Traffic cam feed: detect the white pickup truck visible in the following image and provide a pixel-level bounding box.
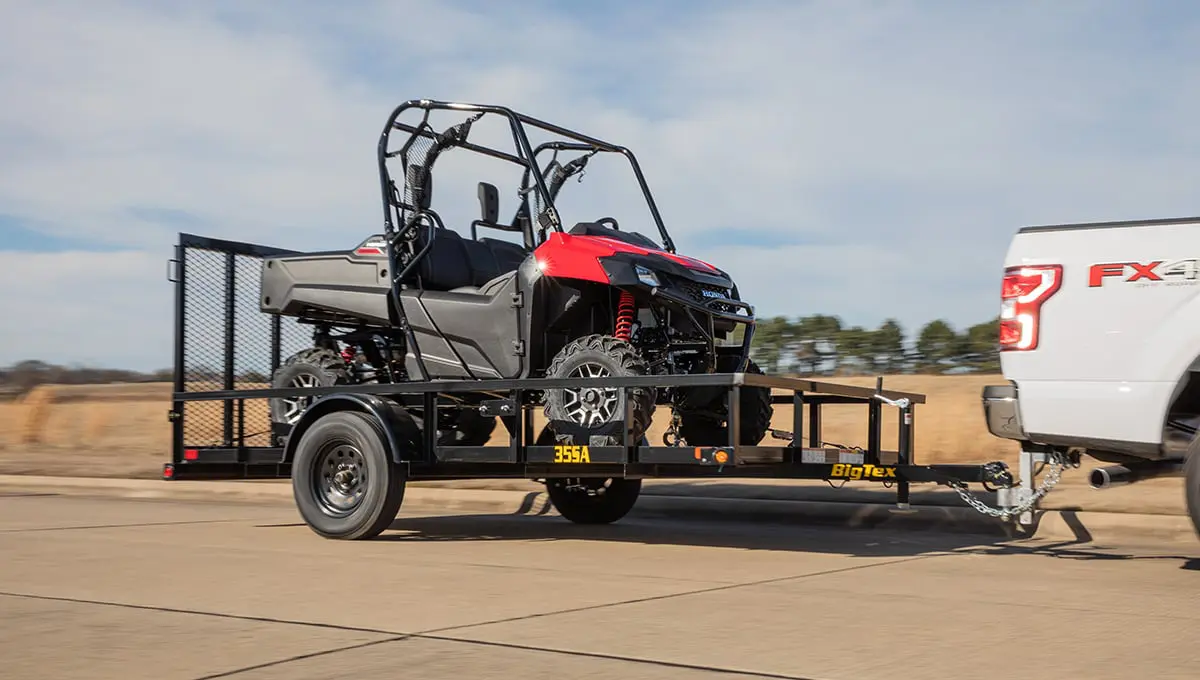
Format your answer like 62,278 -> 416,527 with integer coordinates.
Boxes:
981,215 -> 1200,535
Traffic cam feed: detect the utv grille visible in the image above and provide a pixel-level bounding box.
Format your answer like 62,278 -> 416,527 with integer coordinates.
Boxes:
674,279 -> 740,315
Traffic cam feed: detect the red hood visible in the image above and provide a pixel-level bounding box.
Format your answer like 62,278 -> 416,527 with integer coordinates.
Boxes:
544,233 -> 719,273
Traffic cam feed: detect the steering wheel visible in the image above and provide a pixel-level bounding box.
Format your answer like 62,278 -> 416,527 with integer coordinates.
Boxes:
595,217 -> 620,231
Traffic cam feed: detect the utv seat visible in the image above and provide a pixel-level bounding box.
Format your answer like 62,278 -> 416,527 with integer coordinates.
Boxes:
415,226 -> 526,294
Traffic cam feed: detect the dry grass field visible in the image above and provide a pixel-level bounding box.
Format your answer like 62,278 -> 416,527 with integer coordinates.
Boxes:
0,374 -> 1023,479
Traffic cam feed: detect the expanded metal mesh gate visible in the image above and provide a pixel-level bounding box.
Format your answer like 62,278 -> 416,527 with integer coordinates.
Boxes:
171,233 -> 314,452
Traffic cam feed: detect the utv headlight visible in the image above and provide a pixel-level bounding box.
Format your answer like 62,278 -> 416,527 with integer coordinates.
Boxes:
635,265 -> 660,287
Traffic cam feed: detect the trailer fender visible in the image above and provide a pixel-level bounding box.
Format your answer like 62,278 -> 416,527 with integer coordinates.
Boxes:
281,393 -> 420,465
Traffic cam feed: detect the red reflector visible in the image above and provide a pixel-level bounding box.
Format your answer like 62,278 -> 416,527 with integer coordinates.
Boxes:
184,449 -> 199,461
162,465 -> 175,479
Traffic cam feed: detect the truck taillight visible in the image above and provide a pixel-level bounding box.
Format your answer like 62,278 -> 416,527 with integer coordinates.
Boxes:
999,265 -> 1062,351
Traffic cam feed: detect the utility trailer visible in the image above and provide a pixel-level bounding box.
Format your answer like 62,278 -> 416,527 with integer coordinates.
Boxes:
162,99 -> 1042,540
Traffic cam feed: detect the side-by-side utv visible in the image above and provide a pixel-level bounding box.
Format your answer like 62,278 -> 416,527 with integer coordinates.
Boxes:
258,100 -> 773,453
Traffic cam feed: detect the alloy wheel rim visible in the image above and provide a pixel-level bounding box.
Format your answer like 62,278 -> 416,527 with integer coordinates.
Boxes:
561,362 -> 620,427
280,373 -> 320,424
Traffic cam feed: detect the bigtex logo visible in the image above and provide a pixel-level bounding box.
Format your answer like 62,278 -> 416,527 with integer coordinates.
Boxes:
829,463 -> 897,480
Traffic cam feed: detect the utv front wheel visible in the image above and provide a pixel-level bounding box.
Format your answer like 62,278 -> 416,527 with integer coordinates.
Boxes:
542,334 -> 656,446
677,357 -> 774,446
290,410 -> 406,540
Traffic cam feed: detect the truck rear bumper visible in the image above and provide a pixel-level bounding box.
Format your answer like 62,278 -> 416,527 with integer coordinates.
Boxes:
982,383 -> 1028,441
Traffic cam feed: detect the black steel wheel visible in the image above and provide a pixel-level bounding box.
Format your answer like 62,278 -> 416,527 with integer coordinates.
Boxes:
290,410 -> 405,540
545,476 -> 642,525
269,348 -> 350,428
676,357 -> 774,446
542,334 -> 655,447
534,425 -> 645,525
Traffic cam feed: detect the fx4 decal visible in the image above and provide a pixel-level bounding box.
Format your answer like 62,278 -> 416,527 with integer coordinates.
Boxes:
1088,260 -> 1200,288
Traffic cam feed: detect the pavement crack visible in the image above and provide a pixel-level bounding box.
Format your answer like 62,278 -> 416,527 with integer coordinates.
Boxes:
0,592 -> 404,637
0,518 -> 260,534
191,636 -> 409,680
421,553 -> 944,636
0,556 -> 942,680
407,633 -> 822,679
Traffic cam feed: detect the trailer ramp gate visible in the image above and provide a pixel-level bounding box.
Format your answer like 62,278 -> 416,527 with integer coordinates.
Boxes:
165,233 -> 1065,522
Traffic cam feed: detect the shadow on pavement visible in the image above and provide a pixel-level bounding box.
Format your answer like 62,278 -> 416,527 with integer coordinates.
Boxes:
382,512 -> 1014,558
377,512 -> 1200,565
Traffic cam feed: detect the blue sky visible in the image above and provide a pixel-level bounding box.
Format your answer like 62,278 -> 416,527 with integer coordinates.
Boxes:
3,0 -> 1200,371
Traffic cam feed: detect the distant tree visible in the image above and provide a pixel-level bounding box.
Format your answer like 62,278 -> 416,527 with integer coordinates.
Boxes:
915,319 -> 958,372
748,316 -> 792,373
835,325 -> 873,374
870,319 -> 905,373
962,317 -> 1001,372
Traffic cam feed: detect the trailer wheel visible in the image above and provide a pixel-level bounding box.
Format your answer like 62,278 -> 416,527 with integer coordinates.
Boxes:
269,348 -> 350,427
542,334 -> 656,447
1185,438 -> 1200,540
290,410 -> 405,540
546,477 -> 642,525
534,426 -> 645,525
676,357 -> 774,446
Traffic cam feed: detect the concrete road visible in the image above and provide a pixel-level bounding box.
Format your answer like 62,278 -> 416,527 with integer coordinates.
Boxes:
1,493 -> 1198,680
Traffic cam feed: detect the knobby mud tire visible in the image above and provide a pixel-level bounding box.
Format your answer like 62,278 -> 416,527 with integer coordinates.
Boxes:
676,357 -> 774,446
268,348 -> 350,428
542,334 -> 656,447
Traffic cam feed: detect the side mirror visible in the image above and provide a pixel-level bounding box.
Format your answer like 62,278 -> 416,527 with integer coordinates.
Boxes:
477,182 -> 499,224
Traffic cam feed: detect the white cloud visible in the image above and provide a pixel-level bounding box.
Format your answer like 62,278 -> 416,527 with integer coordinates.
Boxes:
0,250 -> 169,369
3,0 -> 1200,368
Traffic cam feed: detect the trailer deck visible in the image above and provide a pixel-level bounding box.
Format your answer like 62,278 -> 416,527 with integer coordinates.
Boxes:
164,232 -> 1025,519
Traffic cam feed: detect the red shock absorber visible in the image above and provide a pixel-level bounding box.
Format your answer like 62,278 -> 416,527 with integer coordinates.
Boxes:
614,290 -> 636,342
340,344 -> 357,365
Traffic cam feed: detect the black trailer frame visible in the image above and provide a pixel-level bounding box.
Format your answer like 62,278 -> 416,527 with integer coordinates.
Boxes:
164,233 -> 1017,511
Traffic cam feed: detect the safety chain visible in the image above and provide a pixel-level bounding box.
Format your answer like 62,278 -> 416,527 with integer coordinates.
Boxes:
947,451 -> 1071,521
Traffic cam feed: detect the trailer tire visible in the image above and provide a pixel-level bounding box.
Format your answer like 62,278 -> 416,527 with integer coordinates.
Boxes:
290,410 -> 405,540
269,348 -> 350,428
546,477 -> 642,525
1185,438 -> 1200,540
542,334 -> 655,447
676,358 -> 774,446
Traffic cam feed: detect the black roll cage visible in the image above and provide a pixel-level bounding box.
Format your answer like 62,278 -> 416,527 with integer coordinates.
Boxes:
376,98 -> 677,254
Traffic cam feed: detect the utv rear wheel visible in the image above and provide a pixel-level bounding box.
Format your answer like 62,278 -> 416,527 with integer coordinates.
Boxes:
542,334 -> 656,446
269,348 -> 350,428
677,357 -> 774,446
290,410 -> 406,540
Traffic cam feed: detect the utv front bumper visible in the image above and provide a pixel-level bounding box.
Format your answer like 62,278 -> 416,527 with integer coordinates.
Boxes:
981,383 -> 1028,441
648,285 -> 755,326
